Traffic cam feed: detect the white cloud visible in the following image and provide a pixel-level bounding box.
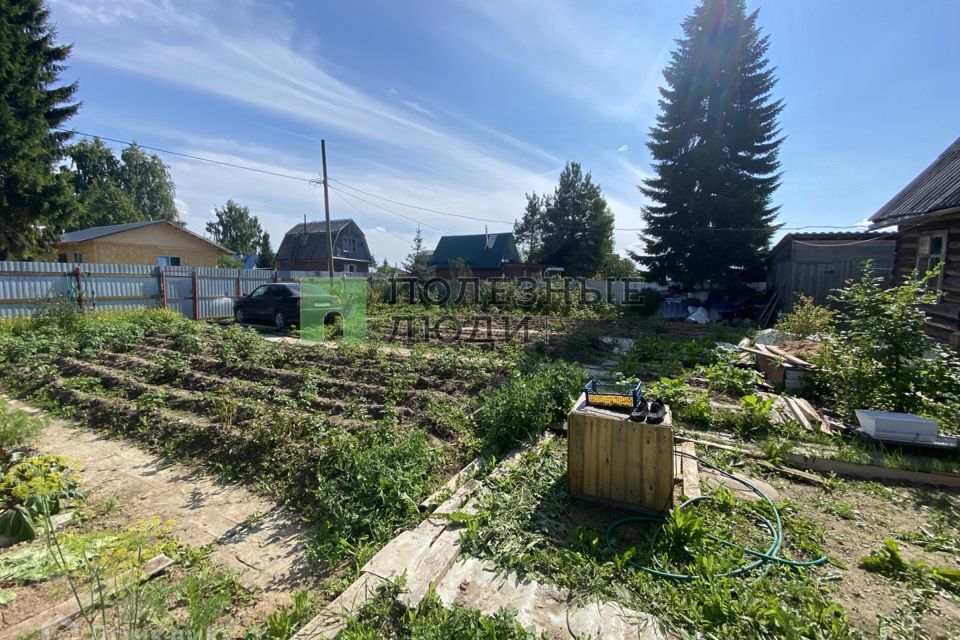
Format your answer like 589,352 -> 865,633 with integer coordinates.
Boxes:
617,144 -> 629,152
52,0 -> 657,264
451,0 -> 673,123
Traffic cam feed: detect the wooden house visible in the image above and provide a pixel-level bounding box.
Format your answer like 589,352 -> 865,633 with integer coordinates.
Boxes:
276,219 -> 373,273
54,221 -> 230,267
869,137 -> 960,344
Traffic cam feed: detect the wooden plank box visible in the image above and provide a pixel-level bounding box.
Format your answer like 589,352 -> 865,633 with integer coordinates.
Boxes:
567,394 -> 674,514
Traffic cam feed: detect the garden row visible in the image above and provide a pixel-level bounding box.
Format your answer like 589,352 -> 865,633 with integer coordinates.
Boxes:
0,309 -> 583,572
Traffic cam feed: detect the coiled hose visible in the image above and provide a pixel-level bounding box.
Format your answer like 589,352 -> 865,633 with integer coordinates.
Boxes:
605,451 -> 828,581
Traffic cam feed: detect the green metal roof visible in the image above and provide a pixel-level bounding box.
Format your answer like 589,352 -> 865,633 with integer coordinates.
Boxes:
428,233 -> 522,270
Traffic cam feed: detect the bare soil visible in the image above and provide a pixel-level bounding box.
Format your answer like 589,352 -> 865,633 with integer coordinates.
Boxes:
1,398 -> 316,632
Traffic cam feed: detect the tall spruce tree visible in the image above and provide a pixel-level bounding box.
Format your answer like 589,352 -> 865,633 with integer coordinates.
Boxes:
636,0 -> 783,288
0,0 -> 80,259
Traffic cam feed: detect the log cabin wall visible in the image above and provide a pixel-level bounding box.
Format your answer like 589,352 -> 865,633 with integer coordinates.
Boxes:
894,212 -> 960,344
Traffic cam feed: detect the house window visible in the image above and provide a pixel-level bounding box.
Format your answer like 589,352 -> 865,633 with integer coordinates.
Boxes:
57,254 -> 68,264
342,237 -> 358,253
916,232 -> 946,291
158,255 -> 181,267
73,252 -> 83,263
346,264 -> 357,273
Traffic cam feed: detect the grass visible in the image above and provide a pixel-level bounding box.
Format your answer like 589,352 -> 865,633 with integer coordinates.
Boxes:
0,400 -> 45,447
336,579 -> 545,639
456,438 -> 852,640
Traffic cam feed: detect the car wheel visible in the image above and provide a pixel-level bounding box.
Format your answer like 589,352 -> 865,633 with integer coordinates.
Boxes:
274,310 -> 287,329
234,309 -> 244,323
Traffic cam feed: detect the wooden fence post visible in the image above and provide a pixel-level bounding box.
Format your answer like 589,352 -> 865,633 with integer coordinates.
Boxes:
74,266 -> 84,310
159,267 -> 168,309
192,270 -> 200,320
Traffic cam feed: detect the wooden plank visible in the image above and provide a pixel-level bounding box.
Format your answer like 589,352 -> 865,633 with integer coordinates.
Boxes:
5,554 -> 174,638
655,426 -> 674,511
420,455 -> 483,512
594,416 -> 612,500
567,413 -> 585,495
581,415 -> 598,497
640,422 -> 657,508
780,452 -> 960,488
765,345 -> 816,369
783,397 -> 812,431
678,441 -> 701,499
625,421 -> 643,506
608,421 -> 628,502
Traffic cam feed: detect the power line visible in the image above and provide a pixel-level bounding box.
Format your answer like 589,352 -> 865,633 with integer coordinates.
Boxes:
58,127 -> 872,236
330,178 -> 512,224
329,187 -> 414,246
56,127 -> 321,185
328,184 -> 451,234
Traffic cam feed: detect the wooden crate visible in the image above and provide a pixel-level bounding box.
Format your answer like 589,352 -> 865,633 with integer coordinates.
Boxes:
567,394 -> 674,514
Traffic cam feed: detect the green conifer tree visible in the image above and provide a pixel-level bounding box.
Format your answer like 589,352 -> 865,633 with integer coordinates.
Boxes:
636,0 -> 783,288
0,0 -> 80,259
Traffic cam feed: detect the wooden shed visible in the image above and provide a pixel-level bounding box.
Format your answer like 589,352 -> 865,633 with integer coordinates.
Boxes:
868,137 -> 960,344
767,232 -> 896,312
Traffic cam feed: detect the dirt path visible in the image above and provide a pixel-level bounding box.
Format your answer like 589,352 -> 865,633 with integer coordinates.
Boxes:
7,397 -> 314,599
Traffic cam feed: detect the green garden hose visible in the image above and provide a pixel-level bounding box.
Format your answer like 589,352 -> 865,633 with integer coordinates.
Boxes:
605,451 -> 828,581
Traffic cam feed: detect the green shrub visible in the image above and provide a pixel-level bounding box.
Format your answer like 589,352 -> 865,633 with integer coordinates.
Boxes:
563,324 -> 604,358
815,265 -> 960,423
774,295 -> 835,339
476,359 -> 584,452
310,424 -> 437,560
695,353 -> 761,398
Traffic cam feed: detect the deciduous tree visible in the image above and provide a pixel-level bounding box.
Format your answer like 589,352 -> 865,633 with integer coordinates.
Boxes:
119,143 -> 179,223
205,199 -> 263,255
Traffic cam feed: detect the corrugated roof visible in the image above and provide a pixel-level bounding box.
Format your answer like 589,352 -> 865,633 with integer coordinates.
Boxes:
275,218 -> 372,263
58,220 -> 230,253
428,233 -> 521,270
770,231 -> 894,256
870,137 -> 960,227
59,221 -> 162,243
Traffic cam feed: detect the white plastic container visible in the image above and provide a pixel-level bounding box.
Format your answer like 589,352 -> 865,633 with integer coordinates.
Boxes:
855,410 -> 939,443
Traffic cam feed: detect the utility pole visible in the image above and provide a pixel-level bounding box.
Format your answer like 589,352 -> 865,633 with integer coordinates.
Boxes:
321,139 -> 335,281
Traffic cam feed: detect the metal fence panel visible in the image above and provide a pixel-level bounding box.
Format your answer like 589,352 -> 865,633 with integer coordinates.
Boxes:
0,261 -> 333,319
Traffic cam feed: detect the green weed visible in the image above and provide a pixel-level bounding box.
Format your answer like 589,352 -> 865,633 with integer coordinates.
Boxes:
0,401 -> 45,447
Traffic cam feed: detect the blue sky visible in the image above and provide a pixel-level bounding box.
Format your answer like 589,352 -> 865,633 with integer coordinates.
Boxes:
49,0 -> 960,265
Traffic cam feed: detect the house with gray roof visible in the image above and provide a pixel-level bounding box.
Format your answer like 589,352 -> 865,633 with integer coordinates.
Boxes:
275,219 -> 374,273
869,136 -> 960,344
